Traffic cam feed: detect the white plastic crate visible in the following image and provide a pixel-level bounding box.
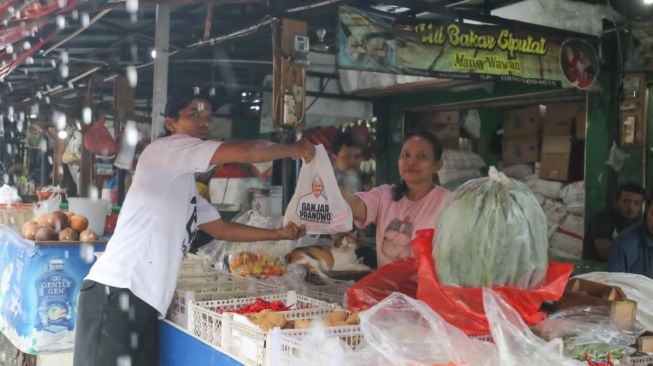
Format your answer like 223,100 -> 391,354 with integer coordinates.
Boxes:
167,276 -> 283,329
294,280 -> 353,306
189,291 -> 339,365
627,354 -> 653,365
269,325 -> 382,366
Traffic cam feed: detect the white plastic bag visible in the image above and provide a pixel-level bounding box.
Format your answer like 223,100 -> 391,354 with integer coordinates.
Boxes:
284,144 -> 352,234
483,288 -> 582,366
360,292 -> 497,366
435,167 -> 549,289
62,130 -> 82,164
0,185 -> 21,205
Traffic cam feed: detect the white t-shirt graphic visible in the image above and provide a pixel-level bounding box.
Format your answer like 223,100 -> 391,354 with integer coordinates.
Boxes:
86,134 -> 222,316
296,194 -> 331,224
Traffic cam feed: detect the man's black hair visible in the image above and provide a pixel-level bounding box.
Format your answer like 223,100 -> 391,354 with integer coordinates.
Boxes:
331,131 -> 365,155
162,87 -> 220,137
616,183 -> 646,200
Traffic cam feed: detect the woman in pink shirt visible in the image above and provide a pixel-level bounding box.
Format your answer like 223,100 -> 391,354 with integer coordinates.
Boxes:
343,131 -> 451,268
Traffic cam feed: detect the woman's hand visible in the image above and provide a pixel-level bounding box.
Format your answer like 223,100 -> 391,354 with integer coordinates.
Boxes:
290,140 -> 315,162
276,222 -> 306,240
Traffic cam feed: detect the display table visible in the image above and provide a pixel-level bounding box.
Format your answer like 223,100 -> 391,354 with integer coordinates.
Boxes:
0,227 -> 105,355
160,320 -> 243,366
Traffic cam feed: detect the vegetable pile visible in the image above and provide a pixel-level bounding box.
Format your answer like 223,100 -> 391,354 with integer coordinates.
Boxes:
434,167 -> 548,289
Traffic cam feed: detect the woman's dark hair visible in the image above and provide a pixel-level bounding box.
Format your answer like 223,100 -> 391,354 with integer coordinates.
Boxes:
161,87 -> 219,137
392,131 -> 443,201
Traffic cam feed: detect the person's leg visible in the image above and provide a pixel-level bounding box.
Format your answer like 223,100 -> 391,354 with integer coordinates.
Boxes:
73,280 -> 103,366
73,281 -> 159,366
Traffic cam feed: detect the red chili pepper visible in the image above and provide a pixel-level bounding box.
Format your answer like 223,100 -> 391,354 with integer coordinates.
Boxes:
584,353 -> 614,366
218,298 -> 294,315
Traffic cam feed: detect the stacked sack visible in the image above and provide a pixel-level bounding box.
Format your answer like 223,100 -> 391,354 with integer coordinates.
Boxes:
524,177 -> 585,259
437,149 -> 485,190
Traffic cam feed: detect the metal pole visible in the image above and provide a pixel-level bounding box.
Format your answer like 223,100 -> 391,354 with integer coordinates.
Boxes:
151,4 -> 171,141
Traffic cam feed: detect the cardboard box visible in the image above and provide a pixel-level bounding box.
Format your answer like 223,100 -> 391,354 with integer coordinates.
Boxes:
503,106 -> 540,138
539,135 -> 572,181
557,278 -> 638,329
503,135 -> 539,164
411,110 -> 460,126
542,103 -> 586,139
637,332 -> 653,353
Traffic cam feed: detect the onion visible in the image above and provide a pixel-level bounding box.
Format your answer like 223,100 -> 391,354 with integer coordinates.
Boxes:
48,211 -> 69,232
70,215 -> 89,232
79,229 -> 98,242
59,228 -> 79,241
35,227 -> 59,241
21,221 -> 40,240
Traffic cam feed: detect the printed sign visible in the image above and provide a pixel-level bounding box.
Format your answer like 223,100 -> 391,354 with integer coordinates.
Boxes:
338,6 -> 599,88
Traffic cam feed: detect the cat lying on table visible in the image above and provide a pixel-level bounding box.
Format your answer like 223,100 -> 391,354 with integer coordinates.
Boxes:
287,230 -> 371,284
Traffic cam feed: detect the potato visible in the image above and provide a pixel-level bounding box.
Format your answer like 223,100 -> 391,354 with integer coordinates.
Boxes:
294,320 -> 311,329
324,310 -> 348,323
345,313 -> 360,325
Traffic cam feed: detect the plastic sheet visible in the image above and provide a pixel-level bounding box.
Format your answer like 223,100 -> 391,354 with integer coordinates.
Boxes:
417,229 -> 572,335
483,289 -> 582,366
347,258 -> 419,312
360,292 -> 498,366
435,167 -> 549,289
348,229 -> 573,335
575,272 -> 653,330
533,306 -> 642,361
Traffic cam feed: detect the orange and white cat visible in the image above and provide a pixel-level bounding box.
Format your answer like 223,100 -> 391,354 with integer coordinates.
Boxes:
287,231 -> 371,284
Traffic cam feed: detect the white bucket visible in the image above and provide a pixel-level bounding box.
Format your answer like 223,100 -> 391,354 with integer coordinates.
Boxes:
67,198 -> 111,235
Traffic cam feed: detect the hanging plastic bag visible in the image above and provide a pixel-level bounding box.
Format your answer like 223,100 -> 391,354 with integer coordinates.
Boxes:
360,292 -> 498,366
283,144 -> 352,234
62,130 -> 82,164
483,288 -> 582,366
83,113 -> 117,157
435,167 -> 549,289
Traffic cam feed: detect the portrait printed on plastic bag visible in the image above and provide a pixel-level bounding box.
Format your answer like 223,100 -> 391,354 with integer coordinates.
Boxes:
296,175 -> 332,224
284,144 -> 353,235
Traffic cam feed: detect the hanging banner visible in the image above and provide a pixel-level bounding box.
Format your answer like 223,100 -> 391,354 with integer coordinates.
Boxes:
338,6 -> 598,89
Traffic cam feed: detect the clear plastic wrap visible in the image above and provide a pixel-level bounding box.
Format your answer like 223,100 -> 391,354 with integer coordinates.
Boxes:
359,292 -> 498,366
575,272 -> 653,330
533,306 -> 643,361
434,167 -> 549,289
483,288 -> 582,366
198,210 -> 297,278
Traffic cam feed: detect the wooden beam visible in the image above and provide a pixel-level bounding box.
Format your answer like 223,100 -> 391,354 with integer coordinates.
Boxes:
203,3 -> 214,40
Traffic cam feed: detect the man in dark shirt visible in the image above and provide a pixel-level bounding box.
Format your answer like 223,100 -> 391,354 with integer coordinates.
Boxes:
331,131 -> 365,193
608,194 -> 653,278
584,183 -> 645,261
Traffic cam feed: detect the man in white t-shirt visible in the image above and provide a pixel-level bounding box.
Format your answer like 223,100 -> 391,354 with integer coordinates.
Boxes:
72,87 -> 315,366
296,175 -> 331,224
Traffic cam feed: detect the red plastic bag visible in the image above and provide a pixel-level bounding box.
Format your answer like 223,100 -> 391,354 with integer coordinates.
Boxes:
347,257 -> 419,312
83,113 -> 117,157
347,229 -> 574,335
